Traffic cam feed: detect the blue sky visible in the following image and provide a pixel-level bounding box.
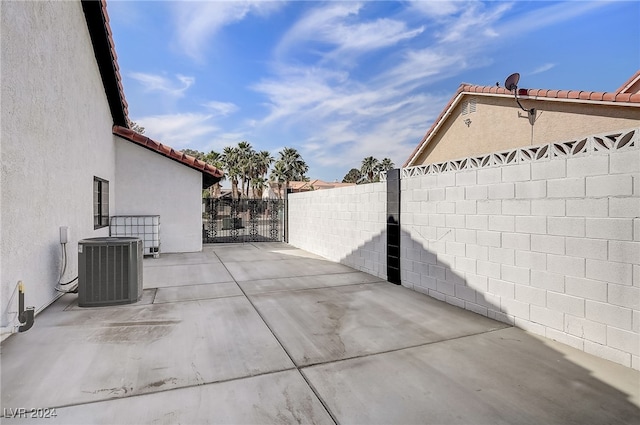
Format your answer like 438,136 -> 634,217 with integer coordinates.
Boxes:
108,1 -> 639,183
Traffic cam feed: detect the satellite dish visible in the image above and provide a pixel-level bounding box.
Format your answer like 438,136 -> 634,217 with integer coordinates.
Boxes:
504,72 -> 520,91
503,71 -> 536,124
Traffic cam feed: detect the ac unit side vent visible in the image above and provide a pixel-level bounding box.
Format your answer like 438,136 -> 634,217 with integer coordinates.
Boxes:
78,237 -> 143,307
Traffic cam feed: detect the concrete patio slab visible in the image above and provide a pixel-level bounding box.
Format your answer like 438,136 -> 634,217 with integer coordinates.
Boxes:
210,245 -> 325,263
249,281 -> 509,366
2,243 -> 638,425
143,250 -> 221,267
224,257 -> 357,282
143,262 -> 233,288
1,296 -> 293,408
2,370 -> 334,425
238,271 -> 385,295
153,281 -> 242,304
302,326 -> 640,425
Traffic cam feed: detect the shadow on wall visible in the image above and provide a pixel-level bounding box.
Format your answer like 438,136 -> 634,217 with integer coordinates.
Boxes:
340,226 -> 640,415
342,226 -> 508,319
338,231 -> 387,280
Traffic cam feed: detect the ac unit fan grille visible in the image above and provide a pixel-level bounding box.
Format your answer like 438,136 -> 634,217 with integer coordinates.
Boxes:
85,245 -> 131,302
78,237 -> 143,307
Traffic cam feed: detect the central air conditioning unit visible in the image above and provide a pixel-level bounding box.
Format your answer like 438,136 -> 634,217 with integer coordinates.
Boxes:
78,237 -> 143,307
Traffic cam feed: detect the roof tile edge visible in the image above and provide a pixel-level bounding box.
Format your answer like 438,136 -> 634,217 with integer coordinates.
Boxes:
112,126 -> 224,186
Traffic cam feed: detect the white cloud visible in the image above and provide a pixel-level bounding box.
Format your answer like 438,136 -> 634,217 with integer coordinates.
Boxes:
133,112 -> 253,154
378,48 -> 466,91
250,2 -> 534,177
129,72 -> 194,97
301,92 -> 448,170
202,101 -> 239,117
173,1 -> 284,61
530,63 -> 555,75
436,2 -> 513,43
251,59 -> 450,172
408,0 -> 463,18
495,1 -> 611,39
252,66 -> 348,124
276,2 -> 423,62
134,113 -> 218,149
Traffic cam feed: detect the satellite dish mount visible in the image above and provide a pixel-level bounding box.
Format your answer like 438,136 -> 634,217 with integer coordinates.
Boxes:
504,72 -> 536,124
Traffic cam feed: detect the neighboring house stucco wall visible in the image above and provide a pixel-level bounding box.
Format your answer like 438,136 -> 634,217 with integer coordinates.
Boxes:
115,138 -> 203,253
1,1 -> 116,334
413,95 -> 640,166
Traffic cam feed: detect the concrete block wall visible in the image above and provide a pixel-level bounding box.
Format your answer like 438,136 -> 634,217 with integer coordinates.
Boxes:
401,129 -> 640,369
288,183 -> 387,279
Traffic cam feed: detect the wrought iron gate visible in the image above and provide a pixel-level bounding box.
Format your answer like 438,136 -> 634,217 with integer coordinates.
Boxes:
203,198 -> 285,243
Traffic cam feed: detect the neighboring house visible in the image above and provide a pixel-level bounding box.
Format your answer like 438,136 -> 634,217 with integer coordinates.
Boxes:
289,179 -> 356,192
0,0 -> 222,339
269,180 -> 356,198
405,71 -> 640,167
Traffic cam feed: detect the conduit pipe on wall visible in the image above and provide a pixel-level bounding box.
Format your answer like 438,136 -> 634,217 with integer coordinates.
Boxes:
17,281 -> 35,332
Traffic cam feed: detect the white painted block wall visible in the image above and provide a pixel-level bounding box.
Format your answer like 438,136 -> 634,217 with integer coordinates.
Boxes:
288,184 -> 387,279
288,130 -> 639,370
401,143 -> 640,370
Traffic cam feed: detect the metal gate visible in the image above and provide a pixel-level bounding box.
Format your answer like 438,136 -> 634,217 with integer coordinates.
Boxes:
203,198 -> 285,243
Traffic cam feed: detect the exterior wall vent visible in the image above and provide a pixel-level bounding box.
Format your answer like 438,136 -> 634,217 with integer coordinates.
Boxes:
78,237 -> 143,307
461,98 -> 477,115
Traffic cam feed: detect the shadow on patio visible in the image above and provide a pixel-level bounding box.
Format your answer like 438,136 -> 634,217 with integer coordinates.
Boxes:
1,242 -> 638,424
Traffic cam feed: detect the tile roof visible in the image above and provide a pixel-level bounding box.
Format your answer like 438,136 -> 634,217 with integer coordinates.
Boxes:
616,70 -> 640,94
113,126 -> 224,188
404,72 -> 640,167
81,0 -> 128,127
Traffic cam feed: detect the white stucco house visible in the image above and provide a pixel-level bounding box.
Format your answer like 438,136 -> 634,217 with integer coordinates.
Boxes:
0,0 -> 223,339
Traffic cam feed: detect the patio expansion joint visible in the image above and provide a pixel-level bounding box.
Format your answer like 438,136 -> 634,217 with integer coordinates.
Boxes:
236,268 -> 381,281
41,366 -> 300,412
241,268 -> 385,281
212,250 -> 341,425
242,280 -> 387,297
150,287 -> 158,304
143,260 -> 222,268
298,325 -> 513,370
152,293 -> 246,305
147,280 -> 238,291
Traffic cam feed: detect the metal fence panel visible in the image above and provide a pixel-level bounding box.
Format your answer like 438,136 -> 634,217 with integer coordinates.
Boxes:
203,198 -> 285,243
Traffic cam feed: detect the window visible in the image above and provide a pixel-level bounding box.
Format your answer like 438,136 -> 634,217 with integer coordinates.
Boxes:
93,177 -> 109,229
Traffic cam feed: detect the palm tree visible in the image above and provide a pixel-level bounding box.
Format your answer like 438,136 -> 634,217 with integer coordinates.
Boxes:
379,158 -> 394,172
278,147 -> 308,192
203,150 -> 225,198
361,156 -> 379,183
256,150 -> 274,180
269,162 -> 287,199
251,176 -> 267,199
222,146 -> 241,199
375,157 -> 395,182
237,141 -> 255,198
